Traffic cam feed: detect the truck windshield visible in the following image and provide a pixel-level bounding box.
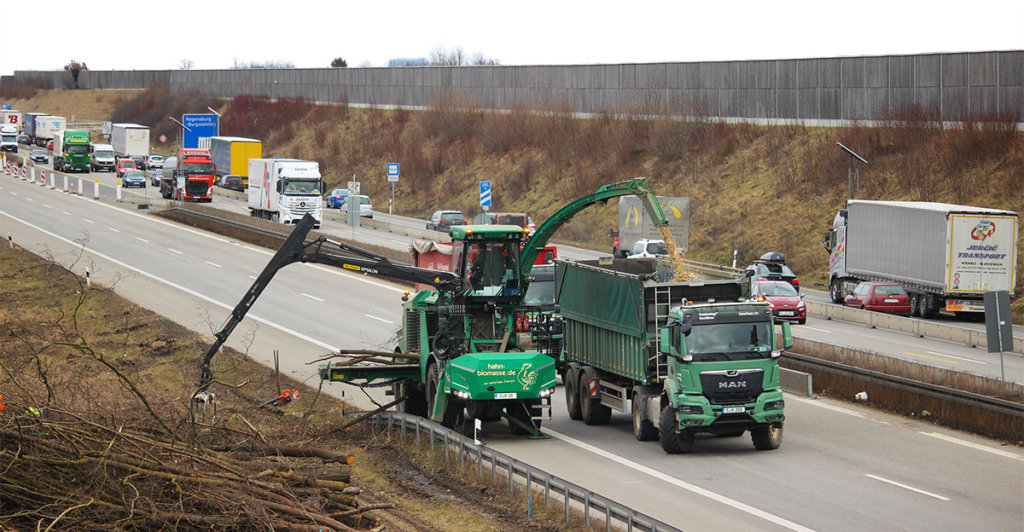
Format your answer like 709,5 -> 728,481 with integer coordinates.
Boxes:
284,180 -> 321,194
523,268 -> 555,308
67,145 -> 90,154
95,150 -> 114,158
184,162 -> 214,175
1,135 -> 15,143
685,322 -> 774,360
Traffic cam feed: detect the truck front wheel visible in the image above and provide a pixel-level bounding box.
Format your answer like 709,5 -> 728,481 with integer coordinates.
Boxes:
829,278 -> 844,304
751,422 -> 783,450
658,406 -> 694,454
392,379 -> 427,418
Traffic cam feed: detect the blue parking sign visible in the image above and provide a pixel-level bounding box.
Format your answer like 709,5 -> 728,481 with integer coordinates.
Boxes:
479,181 -> 491,208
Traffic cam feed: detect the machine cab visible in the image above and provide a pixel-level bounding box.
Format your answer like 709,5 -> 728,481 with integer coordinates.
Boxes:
450,225 -> 525,301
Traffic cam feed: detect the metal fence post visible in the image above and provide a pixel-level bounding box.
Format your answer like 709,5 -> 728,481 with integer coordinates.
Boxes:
564,486 -> 570,524
544,476 -> 550,505
585,491 -> 590,526
509,459 -> 515,493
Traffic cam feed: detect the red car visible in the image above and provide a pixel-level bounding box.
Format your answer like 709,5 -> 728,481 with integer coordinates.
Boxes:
47,139 -> 54,151
844,282 -> 911,315
116,158 -> 137,177
752,280 -> 806,324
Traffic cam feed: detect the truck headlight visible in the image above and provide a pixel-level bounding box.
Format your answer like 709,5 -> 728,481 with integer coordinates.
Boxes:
539,387 -> 555,397
678,405 -> 703,414
764,400 -> 785,411
771,350 -> 781,358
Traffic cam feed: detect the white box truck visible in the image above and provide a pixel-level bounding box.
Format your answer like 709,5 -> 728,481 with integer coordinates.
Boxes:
1,110 -> 23,131
825,200 -> 1018,318
248,159 -> 323,229
110,123 -> 150,158
35,116 -> 66,146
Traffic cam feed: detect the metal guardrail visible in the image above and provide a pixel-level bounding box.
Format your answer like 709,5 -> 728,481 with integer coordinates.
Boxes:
375,411 -> 682,532
782,348 -> 1024,418
807,302 -> 1024,355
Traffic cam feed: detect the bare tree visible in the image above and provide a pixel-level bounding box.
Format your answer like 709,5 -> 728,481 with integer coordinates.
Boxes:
428,46 -> 467,66
471,52 -> 500,66
178,58 -> 194,70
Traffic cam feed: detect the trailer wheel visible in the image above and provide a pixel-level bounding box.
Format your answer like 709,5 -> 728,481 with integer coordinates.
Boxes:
658,405 -> 694,454
909,293 -> 921,317
565,364 -> 582,420
579,368 -> 611,425
632,394 -> 658,441
751,423 -> 783,450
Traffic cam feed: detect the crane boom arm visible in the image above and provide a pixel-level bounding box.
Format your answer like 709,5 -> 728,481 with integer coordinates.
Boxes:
520,177 -> 670,274
198,214 -> 465,388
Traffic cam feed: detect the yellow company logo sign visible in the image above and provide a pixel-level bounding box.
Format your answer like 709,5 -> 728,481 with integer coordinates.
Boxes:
625,205 -> 683,227
343,264 -> 361,271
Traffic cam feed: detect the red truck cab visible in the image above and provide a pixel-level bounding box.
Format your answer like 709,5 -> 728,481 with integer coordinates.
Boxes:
175,148 -> 216,202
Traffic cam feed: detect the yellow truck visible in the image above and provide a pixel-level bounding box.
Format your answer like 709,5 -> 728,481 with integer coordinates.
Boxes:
210,136 -> 261,185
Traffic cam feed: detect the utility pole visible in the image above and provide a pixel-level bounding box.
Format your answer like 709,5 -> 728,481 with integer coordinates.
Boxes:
836,142 -> 868,199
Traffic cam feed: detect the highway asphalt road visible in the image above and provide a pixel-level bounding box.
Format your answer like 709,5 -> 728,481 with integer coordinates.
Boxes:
2,174 -> 1021,532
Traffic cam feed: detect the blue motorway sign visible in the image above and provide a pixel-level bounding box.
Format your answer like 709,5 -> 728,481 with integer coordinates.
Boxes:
479,181 -> 491,208
182,114 -> 219,149
387,162 -> 399,182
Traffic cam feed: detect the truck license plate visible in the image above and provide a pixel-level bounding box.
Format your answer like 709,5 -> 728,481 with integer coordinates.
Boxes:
723,406 -> 745,414
495,392 -> 517,400
778,311 -> 795,316
884,298 -> 899,303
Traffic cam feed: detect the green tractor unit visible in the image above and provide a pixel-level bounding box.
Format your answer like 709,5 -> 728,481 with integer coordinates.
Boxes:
53,130 -> 92,173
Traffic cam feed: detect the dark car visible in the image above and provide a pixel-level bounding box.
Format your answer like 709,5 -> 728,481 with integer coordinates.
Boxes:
746,252 -> 800,292
121,169 -> 146,188
18,134 -> 30,145
844,282 -> 911,315
150,169 -> 164,187
29,149 -> 49,163
752,280 -> 806,324
427,210 -> 467,232
222,175 -> 245,192
326,188 -> 347,209
131,155 -> 147,172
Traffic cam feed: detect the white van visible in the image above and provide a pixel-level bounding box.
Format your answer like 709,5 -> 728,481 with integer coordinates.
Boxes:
91,143 -> 116,172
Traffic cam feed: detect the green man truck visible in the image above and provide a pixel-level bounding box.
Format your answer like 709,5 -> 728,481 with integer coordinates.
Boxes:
559,258 -> 792,453
53,130 -> 92,173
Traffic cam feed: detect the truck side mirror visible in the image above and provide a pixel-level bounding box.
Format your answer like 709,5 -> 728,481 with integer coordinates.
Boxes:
780,321 -> 793,350
276,181 -> 283,193
823,229 -> 833,253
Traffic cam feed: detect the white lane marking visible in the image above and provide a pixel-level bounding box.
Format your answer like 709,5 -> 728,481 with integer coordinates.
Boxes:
109,228 -> 120,233
794,325 -> 831,333
83,219 -> 94,224
920,432 -> 1024,461
168,248 -> 182,254
543,428 -> 818,532
248,276 -> 257,280
205,261 -> 222,268
10,192 -> 16,196
67,192 -> 407,294
44,204 -> 52,209
364,314 -> 393,324
864,474 -> 950,501
785,395 -> 889,425
0,211 -> 339,353
63,211 -> 71,216
136,237 -> 149,243
26,197 -> 34,202
926,351 -> 987,364
302,293 -> 324,302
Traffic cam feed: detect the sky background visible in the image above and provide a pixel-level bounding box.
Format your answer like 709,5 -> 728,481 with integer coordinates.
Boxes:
4,12 -> 1015,74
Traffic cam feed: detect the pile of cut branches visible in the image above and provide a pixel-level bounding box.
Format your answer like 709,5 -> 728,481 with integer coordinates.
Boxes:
0,405 -> 390,531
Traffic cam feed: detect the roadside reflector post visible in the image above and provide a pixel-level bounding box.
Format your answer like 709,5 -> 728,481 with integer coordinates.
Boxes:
49,171 -> 55,189
116,179 -> 122,201
94,177 -> 99,199
78,177 -> 83,196
63,173 -> 68,193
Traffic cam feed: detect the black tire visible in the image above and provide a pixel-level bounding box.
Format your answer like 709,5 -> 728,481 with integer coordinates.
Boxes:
579,371 -> 611,425
632,395 -> 658,441
751,423 -> 783,450
565,365 -> 582,420
392,379 -> 428,418
909,293 -> 921,318
658,405 -> 694,454
829,278 -> 844,304
919,295 -> 934,319
426,363 -> 465,432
